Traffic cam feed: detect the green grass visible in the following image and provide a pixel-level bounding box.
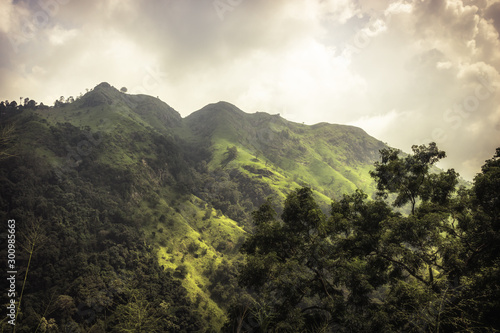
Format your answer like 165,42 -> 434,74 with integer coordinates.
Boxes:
201,113 -> 383,206
138,190 -> 247,329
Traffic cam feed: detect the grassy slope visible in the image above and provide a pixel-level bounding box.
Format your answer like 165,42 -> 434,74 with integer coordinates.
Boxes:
183,102 -> 387,207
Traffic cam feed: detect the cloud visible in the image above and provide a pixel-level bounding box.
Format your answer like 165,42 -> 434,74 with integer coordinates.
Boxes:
318,0 -> 361,23
485,1 -> 500,37
337,0 -> 500,179
47,25 -> 77,45
0,1 -> 14,34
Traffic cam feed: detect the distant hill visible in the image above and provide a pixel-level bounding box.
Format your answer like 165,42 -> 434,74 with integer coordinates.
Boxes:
0,82 -> 389,331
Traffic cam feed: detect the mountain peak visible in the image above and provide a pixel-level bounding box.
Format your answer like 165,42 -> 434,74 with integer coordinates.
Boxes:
94,82 -> 112,90
79,82 -> 120,107
202,101 -> 245,115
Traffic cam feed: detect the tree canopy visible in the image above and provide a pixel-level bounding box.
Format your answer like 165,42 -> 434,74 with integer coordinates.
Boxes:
230,143 -> 500,332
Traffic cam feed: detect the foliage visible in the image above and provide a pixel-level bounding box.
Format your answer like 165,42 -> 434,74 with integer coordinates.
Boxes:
231,143 -> 500,332
222,145 -> 238,168
0,123 -> 17,160
370,142 -> 457,214
0,148 -> 204,332
3,84 -> 493,332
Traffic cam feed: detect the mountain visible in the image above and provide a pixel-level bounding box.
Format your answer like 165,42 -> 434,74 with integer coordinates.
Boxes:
0,83 -> 388,331
185,101 -> 385,196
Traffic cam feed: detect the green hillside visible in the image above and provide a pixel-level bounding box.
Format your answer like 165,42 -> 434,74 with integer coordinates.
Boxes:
0,83 -> 389,332
183,101 -> 386,201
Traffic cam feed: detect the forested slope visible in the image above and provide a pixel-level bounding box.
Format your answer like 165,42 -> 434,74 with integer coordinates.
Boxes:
0,82 -> 410,331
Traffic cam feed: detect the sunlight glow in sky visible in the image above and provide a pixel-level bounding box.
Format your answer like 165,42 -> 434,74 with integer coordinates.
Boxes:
1,0 -> 499,179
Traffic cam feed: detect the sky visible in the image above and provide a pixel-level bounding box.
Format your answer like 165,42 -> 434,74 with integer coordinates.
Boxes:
0,0 -> 499,180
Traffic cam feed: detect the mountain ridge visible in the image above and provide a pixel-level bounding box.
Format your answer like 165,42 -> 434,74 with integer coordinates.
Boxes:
0,82 -> 391,331
88,82 -> 381,143
66,82 -> 388,199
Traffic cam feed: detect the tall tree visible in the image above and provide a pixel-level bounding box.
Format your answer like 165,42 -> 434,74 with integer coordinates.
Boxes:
369,142 -> 454,214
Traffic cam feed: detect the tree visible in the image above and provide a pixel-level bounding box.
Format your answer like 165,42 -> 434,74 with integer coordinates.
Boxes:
239,190 -> 331,330
16,216 -> 46,330
450,148 -> 500,329
234,144 -> 500,332
27,99 -> 37,109
0,123 -> 17,160
370,142 -> 455,214
120,87 -> 128,93
111,295 -> 162,332
222,146 -> 238,168
473,147 -> 500,225
237,188 -> 400,331
236,188 -> 396,331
